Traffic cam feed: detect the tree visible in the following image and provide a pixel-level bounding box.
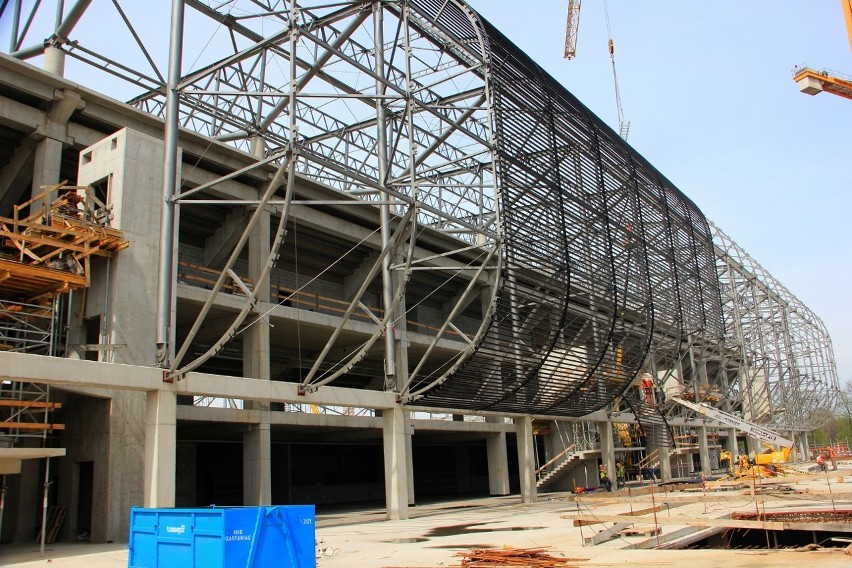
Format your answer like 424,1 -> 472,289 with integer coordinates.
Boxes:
837,380 -> 852,441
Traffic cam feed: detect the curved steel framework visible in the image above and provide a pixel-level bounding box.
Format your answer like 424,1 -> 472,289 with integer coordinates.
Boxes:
2,0 -> 835,424
407,7 -> 724,416
712,224 -> 838,431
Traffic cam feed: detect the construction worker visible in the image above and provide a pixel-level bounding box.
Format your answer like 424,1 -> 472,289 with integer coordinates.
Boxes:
615,461 -> 625,489
640,373 -> 653,404
816,451 -> 836,471
599,464 -> 612,492
654,377 -> 666,404
737,454 -> 751,476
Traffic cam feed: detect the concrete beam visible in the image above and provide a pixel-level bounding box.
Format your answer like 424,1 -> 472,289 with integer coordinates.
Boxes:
0,448 -> 66,474
0,95 -> 45,131
0,351 -> 164,391
0,351 -> 397,410
179,370 -> 397,409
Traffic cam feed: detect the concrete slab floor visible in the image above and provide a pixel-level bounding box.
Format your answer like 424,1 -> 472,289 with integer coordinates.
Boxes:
1,479 -> 851,568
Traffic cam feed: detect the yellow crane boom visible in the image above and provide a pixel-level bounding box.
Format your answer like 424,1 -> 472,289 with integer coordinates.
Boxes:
793,67 -> 852,100
793,0 -> 852,100
564,0 -> 581,59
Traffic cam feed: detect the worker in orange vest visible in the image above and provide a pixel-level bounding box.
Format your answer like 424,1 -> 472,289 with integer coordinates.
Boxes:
640,374 -> 653,404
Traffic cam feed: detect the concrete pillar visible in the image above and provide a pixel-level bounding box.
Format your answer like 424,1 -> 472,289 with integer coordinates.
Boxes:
144,389 -> 176,508
799,432 -> 810,460
242,136 -> 272,505
745,435 -> 758,458
30,137 -> 63,211
696,424 -> 711,475
405,413 -> 415,506
43,45 -> 66,76
658,444 -> 672,482
243,423 -> 271,506
598,421 -> 616,485
726,428 -> 739,455
515,416 -> 536,503
382,405 -> 409,520
485,416 -> 509,496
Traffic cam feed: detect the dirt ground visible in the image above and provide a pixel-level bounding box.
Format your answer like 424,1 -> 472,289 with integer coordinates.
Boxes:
2,475 -> 851,568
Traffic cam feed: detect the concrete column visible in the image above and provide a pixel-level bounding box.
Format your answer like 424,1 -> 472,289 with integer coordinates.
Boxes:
43,45 -> 66,76
243,423 -> 271,505
485,416 -> 509,496
515,416 -> 536,503
30,137 -> 63,210
243,137 -> 272,505
405,414 -> 415,506
598,421 -> 615,485
745,436 -> 758,458
144,389 -> 176,507
726,428 -> 739,455
658,444 -> 672,482
382,405 -> 409,520
696,424 -> 711,475
799,432 -> 810,460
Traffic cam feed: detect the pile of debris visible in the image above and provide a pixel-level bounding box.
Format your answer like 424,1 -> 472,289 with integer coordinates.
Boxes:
457,546 -> 585,567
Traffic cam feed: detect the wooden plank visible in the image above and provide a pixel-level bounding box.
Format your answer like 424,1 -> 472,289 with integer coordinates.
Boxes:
570,482 -> 697,500
567,489 -> 852,505
573,504 -> 664,526
0,422 -> 65,430
564,513 -> 785,531
0,399 -> 62,409
0,258 -> 87,283
0,227 -> 93,254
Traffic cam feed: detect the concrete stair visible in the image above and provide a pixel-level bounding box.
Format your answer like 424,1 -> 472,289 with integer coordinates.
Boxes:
537,449 -> 598,491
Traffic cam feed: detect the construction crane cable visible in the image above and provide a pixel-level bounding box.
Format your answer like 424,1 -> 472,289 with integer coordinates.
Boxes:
603,0 -> 629,139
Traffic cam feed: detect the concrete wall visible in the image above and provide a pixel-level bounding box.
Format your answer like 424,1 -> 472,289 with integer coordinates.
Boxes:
77,128 -> 165,367
56,129 -> 167,542
58,394 -> 110,542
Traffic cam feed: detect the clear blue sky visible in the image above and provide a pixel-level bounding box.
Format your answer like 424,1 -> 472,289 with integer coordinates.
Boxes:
470,0 -> 852,384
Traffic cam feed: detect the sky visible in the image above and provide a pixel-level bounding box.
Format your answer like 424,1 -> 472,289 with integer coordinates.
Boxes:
1,1 -> 849,383
469,0 -> 852,383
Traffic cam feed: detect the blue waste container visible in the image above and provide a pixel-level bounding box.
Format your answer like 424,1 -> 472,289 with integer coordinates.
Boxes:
128,506 -> 315,568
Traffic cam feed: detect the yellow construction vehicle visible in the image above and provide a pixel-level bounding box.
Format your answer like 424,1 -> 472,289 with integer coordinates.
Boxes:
671,397 -> 797,478
754,442 -> 792,467
719,449 -> 734,475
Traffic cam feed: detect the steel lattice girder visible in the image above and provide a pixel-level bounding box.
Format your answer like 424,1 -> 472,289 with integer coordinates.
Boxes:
712,224 -> 838,431
3,0 -> 834,422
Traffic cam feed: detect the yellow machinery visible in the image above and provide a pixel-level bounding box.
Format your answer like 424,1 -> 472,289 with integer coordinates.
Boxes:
793,0 -> 852,100
671,397 -> 797,478
754,443 -> 792,467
